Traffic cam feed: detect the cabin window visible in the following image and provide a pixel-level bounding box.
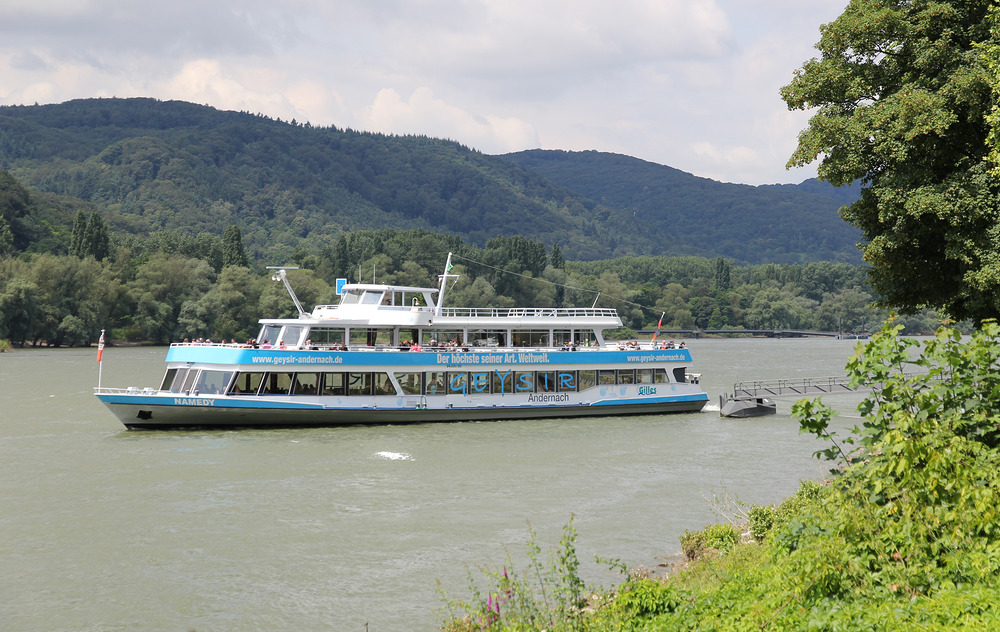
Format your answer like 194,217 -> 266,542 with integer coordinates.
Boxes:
282,326 -> 306,347
361,291 -> 383,305
230,372 -> 265,395
193,370 -> 234,395
553,330 -> 574,346
291,373 -> 320,395
491,370 -> 514,395
340,290 -> 361,305
578,370 -> 597,391
469,372 -> 491,393
309,328 -> 345,346
447,372 -> 467,395
637,369 -> 655,384
320,373 -> 345,396
161,368 -> 184,392
260,372 -> 294,395
181,369 -> 200,394
557,371 -> 577,392
428,331 -> 463,347
425,371 -> 447,395
257,324 -> 281,347
617,370 -> 636,384
398,329 -> 420,348
374,373 -> 396,395
598,370 -> 616,385
654,369 -> 668,383
512,330 -> 548,347
352,328 -> 393,347
470,330 -> 504,347
348,373 -> 373,396
514,371 -> 534,392
536,371 -> 557,392
672,367 -> 686,383
394,372 -> 423,395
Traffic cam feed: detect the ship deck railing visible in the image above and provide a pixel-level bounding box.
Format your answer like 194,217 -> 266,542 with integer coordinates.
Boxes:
94,386 -> 159,395
437,307 -> 619,319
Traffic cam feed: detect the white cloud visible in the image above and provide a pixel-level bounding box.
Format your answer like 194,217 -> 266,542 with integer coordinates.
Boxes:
362,87 -> 538,152
0,0 -> 853,184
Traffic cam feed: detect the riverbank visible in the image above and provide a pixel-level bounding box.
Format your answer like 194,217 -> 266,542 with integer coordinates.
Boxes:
440,325 -> 1000,631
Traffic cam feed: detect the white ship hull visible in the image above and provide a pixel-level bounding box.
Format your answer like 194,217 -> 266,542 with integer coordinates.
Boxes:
98,389 -> 708,429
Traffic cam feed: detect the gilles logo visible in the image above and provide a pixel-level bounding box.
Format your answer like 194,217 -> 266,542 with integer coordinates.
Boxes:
638,386 -> 657,395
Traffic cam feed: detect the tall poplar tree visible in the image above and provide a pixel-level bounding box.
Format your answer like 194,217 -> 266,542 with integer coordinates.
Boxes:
69,210 -> 87,258
782,0 -> 999,323
221,225 -> 250,268
83,212 -> 110,261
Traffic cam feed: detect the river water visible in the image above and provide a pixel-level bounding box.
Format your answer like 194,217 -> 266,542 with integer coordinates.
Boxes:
1,337 -> 869,631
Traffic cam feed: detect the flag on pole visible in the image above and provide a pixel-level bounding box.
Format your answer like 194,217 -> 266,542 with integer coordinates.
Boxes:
651,312 -> 665,342
97,330 -> 105,363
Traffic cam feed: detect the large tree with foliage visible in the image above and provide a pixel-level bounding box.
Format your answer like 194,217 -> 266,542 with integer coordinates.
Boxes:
782,0 -> 999,323
221,225 -> 250,268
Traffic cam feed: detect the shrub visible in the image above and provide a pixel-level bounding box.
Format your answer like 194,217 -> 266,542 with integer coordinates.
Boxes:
679,529 -> 705,561
748,504 -> 776,542
772,479 -> 822,533
702,523 -> 738,553
681,523 -> 738,561
611,579 -> 681,617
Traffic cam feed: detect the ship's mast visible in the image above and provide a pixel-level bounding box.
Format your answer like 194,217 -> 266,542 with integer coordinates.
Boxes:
434,252 -> 460,317
267,266 -> 309,318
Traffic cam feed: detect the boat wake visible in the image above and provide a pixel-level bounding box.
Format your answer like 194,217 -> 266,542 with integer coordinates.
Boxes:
703,402 -> 721,413
374,451 -> 412,461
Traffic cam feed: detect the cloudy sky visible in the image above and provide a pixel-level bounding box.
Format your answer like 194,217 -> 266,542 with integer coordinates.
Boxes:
1,0 -> 848,185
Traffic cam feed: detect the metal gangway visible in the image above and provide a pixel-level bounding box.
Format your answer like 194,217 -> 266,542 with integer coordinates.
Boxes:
719,375 -> 860,417
731,376 -> 859,399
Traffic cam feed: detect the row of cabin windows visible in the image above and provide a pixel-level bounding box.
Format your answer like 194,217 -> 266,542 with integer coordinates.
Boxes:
162,367 -> 679,397
256,325 -> 598,349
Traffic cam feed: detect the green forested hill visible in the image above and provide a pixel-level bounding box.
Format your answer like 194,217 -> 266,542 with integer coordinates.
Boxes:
0,98 -> 860,263
501,149 -> 863,263
0,98 -> 634,261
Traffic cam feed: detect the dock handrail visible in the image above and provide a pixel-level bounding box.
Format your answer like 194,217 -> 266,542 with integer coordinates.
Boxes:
732,376 -> 859,398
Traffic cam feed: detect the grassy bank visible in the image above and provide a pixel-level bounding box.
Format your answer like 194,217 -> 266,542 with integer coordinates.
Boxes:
439,323 -> 1000,630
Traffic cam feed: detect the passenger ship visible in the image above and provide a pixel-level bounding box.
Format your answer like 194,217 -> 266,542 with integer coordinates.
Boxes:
95,254 -> 708,429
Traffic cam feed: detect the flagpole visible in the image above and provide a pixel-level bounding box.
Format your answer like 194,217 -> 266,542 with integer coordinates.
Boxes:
97,329 -> 105,389
651,312 -> 665,343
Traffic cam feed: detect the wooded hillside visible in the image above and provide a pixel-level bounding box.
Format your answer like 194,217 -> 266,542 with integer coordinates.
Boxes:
0,98 -> 860,264
502,149 -> 862,263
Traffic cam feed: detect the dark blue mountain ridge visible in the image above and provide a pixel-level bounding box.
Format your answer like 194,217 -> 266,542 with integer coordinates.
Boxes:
501,149 -> 863,264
